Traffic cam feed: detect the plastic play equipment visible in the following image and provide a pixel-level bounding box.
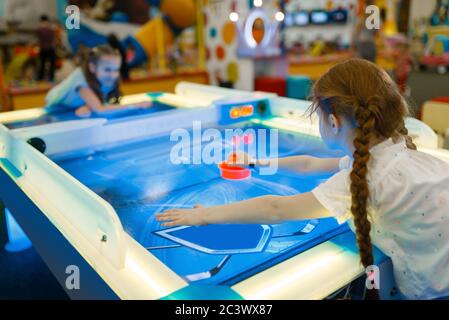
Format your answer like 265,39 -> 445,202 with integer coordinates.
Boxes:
4,45 -> 39,84
125,0 -> 197,68
66,0 -> 199,70
420,34 -> 449,74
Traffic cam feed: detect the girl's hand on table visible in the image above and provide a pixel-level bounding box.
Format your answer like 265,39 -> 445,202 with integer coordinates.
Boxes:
156,205 -> 208,227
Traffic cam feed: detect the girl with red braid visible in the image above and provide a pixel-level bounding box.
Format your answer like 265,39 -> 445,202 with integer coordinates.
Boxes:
157,59 -> 449,300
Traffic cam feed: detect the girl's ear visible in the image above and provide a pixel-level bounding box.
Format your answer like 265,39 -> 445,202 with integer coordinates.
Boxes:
88,62 -> 96,74
328,114 -> 341,135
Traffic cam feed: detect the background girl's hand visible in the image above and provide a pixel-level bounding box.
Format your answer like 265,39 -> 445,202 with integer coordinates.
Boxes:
156,205 -> 207,227
226,151 -> 255,168
75,106 -> 92,118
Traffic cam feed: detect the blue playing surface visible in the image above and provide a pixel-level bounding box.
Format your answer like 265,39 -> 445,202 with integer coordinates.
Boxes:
154,224 -> 273,255
53,123 -> 349,285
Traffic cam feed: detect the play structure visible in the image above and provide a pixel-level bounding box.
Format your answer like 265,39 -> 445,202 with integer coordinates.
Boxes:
420,27 -> 449,74
0,0 -> 208,111
64,0 -> 204,72
430,0 -> 449,26
0,0 -> 202,81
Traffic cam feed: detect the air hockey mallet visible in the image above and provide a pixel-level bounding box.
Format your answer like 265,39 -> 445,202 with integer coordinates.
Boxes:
218,152 -> 257,181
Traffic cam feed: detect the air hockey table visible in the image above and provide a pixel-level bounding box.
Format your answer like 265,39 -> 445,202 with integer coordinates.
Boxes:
1,83 -> 448,300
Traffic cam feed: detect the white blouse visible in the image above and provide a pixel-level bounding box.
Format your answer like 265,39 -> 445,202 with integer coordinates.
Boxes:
312,137 -> 449,299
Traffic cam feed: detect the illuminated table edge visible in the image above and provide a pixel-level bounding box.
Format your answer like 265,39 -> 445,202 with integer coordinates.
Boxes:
231,240 -> 365,300
0,139 -> 187,300
0,108 -> 47,124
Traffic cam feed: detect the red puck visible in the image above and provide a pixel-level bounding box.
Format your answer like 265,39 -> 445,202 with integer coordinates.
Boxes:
219,162 -> 251,180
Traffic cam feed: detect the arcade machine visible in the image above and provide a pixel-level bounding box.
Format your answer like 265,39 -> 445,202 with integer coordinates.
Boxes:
0,83 -> 446,300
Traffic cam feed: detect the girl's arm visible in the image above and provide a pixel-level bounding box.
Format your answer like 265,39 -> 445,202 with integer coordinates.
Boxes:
157,192 -> 333,227
77,87 -> 151,116
232,151 -> 342,177
261,156 -> 341,177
